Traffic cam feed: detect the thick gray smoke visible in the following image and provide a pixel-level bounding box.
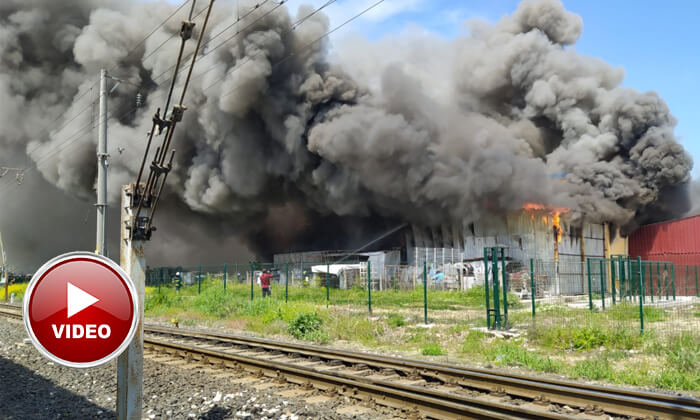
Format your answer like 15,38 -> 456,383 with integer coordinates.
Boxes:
0,0 -> 693,269
687,179 -> 700,217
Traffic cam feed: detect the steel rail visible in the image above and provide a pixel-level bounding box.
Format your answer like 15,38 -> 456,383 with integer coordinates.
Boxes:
147,324 -> 700,420
2,303 -> 698,419
144,336 -> 569,420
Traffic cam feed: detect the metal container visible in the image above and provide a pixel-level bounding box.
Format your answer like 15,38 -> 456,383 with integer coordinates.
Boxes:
629,215 -> 700,296
629,214 -> 700,266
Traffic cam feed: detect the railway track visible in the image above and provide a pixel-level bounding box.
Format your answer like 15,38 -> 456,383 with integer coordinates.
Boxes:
2,302 -> 699,419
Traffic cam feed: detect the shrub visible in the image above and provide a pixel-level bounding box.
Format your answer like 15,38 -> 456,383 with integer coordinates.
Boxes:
421,343 -> 445,355
144,293 -> 168,312
387,313 -> 406,328
287,312 -> 323,340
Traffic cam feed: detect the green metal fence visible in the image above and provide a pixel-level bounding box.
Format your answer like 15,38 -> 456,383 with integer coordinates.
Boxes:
146,256 -> 699,337
524,257 -> 699,336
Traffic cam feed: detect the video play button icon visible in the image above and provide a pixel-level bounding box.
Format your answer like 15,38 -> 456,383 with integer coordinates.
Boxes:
67,282 -> 99,318
23,252 -> 138,368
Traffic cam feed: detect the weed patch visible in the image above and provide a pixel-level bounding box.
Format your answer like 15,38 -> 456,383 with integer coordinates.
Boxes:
529,325 -> 643,351
460,330 -> 486,354
387,313 -> 406,327
422,343 -> 445,355
287,312 -> 323,341
483,341 -> 563,373
570,356 -> 615,380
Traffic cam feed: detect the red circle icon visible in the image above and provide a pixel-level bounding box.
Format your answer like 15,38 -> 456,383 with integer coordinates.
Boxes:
23,252 -> 138,368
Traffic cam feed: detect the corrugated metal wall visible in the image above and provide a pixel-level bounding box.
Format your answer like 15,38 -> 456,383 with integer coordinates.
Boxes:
630,215 -> 700,267
629,215 -> 700,296
407,212 -> 605,268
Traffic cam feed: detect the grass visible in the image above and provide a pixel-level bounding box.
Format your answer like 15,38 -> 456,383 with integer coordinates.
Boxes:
528,324 -> 645,351
387,313 -> 407,327
456,328 -> 700,391
139,279 -> 699,392
484,342 -> 564,373
421,342 -> 445,355
156,281 -> 522,311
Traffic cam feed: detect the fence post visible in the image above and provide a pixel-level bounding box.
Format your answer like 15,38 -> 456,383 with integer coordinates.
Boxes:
611,258 -> 616,305
223,264 -> 227,291
587,258 -> 593,311
500,248 -> 508,323
696,265 -> 699,298
158,267 -> 162,293
650,263 -> 654,303
640,262 -> 645,304
250,263 -> 254,301
599,259 -> 605,310
637,256 -> 644,335
326,263 -> 330,307
285,262 -> 289,303
686,265 -> 689,298
619,256 -> 627,301
367,261 -> 372,315
641,262 -> 645,303
657,263 -> 661,301
664,263 -> 669,300
492,248 -> 501,330
198,265 -> 202,294
484,250 -> 491,329
671,264 -> 676,301
423,260 -> 428,324
628,257 -> 633,300
530,258 -> 536,320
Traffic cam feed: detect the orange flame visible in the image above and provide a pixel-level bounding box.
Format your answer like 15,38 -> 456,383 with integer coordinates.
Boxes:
523,203 -> 570,243
553,213 -> 562,243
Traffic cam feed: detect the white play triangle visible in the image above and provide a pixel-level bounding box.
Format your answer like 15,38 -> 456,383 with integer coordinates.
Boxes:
67,282 -> 99,318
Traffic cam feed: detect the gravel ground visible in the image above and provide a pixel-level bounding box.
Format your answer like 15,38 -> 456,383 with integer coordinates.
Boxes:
0,317 -> 399,419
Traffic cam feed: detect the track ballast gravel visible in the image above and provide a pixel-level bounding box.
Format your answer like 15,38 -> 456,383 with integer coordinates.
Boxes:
0,317 -> 395,419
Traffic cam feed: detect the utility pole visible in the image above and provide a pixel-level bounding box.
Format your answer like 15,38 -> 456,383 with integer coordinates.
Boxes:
96,69 -> 108,256
115,2 -> 216,418
116,185 -> 146,420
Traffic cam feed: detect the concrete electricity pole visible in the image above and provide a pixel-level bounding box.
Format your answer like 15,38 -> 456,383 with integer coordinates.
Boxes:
115,2 -> 215,418
116,185 -> 146,420
96,69 -> 109,256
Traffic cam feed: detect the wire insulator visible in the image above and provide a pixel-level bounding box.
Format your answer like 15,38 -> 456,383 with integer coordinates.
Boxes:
180,21 -> 195,40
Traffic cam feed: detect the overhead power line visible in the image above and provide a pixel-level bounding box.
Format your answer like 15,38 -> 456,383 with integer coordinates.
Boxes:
108,0 -> 193,75
158,0 -> 338,88
150,0 -> 276,87
210,0 -> 385,97
130,0 -> 217,240
138,2 -> 211,67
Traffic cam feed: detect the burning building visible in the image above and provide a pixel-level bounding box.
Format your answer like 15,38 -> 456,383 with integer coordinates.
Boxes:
0,0 -> 690,270
275,205 -> 629,293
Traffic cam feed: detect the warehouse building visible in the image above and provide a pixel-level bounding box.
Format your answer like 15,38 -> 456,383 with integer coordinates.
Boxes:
274,208 -> 629,294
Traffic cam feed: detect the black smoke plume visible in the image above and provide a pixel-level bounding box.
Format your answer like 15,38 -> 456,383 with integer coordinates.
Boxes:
0,0 -> 692,269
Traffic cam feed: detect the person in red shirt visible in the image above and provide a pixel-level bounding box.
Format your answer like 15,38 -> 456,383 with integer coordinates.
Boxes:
260,269 -> 273,298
